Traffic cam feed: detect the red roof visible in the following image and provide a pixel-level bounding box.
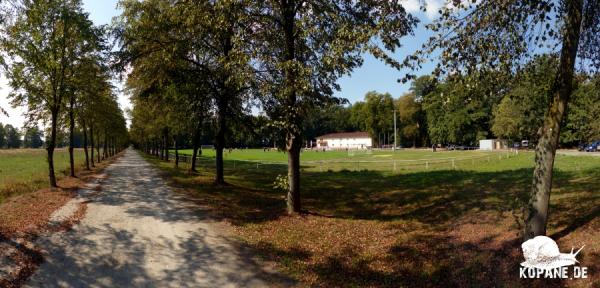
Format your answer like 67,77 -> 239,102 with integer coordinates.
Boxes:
316,132 -> 370,139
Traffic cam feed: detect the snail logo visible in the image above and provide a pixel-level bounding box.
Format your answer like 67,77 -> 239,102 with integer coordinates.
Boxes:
520,236 -> 587,279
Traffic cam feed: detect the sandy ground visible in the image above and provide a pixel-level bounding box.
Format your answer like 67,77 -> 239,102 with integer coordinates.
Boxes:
26,149 -> 290,288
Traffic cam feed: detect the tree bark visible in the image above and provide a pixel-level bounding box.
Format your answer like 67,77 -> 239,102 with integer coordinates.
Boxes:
287,134 -> 302,214
524,0 -> 583,240
82,119 -> 90,170
90,124 -> 95,167
103,129 -> 108,160
191,122 -> 202,172
47,110 -> 58,188
96,130 -> 101,163
282,0 -> 302,214
68,96 -> 76,177
215,99 -> 227,185
164,128 -> 169,162
174,136 -> 179,168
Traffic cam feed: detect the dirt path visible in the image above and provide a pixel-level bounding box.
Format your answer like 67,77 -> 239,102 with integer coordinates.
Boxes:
26,149 -> 288,287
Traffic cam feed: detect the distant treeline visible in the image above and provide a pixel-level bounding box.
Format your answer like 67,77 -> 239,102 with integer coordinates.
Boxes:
0,124 -> 98,149
164,55 -> 599,150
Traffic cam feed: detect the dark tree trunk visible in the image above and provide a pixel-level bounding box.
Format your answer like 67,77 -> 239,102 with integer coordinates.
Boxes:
282,0 -> 302,214
83,119 -> 90,170
524,0 -> 583,240
174,136 -> 179,168
286,135 -> 302,214
68,97 -> 76,177
164,128 -> 169,162
191,122 -> 202,172
215,100 -> 227,185
90,124 -> 95,167
96,130 -> 101,163
103,129 -> 108,160
47,110 -> 58,188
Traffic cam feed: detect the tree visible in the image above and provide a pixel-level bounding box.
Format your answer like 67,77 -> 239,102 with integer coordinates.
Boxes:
491,96 -> 523,142
0,123 -> 6,148
4,124 -> 21,148
396,93 -> 424,147
115,0 -> 249,183
23,126 -> 44,148
404,0 -> 600,239
561,75 -> 600,145
253,0 -> 417,213
3,0 -> 94,187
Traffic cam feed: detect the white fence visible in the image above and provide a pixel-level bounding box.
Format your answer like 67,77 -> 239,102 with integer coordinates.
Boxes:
167,150 -> 520,173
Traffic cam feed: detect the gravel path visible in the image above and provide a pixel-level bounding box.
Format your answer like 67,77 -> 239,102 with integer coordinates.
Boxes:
26,149 -> 288,288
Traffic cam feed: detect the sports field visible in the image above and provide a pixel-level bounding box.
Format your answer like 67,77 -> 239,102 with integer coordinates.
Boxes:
0,149 -> 86,202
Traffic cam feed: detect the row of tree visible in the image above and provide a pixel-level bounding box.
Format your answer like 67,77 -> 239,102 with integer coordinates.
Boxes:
1,0 -> 129,187
118,0 -> 417,214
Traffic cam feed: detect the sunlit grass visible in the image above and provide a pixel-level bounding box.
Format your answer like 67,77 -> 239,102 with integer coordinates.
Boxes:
0,148 -> 88,202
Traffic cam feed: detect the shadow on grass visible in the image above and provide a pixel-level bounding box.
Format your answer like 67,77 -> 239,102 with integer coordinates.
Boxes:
157,155 -> 599,229
147,154 -> 600,287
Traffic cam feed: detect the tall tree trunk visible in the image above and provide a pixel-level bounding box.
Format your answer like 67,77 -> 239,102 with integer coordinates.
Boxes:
164,128 -> 169,162
191,122 -> 202,172
287,134 -> 302,214
524,0 -> 583,240
82,119 -> 90,170
96,130 -> 101,163
47,110 -> 58,188
174,136 -> 179,168
103,129 -> 108,160
215,100 -> 227,185
68,97 -> 76,177
90,124 -> 95,167
282,0 -> 302,214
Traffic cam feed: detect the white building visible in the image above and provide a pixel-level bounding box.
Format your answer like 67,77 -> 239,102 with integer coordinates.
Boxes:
479,139 -> 508,150
316,132 -> 372,150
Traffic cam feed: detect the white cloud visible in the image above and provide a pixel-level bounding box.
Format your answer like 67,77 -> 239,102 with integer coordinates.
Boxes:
400,0 -> 445,21
401,0 -> 421,13
425,0 -> 444,20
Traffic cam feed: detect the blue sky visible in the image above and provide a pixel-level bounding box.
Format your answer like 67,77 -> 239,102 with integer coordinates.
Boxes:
0,0 -> 440,128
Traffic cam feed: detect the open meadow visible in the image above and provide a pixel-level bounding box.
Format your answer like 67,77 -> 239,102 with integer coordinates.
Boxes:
0,149 -> 86,202
149,149 -> 600,287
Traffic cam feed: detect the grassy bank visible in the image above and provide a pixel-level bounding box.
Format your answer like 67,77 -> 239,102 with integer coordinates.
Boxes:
0,149 -> 86,202
146,150 -> 599,287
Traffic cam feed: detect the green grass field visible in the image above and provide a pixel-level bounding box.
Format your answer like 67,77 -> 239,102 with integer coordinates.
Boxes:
150,149 -> 600,287
176,148 -> 496,162
0,149 -> 87,202
174,148 -> 527,172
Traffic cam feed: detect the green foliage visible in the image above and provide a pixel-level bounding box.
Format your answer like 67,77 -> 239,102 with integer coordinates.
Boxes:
4,124 -> 21,148
23,126 -> 44,148
0,123 -> 6,148
272,174 -> 289,194
396,93 -> 424,147
562,75 -> 600,144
